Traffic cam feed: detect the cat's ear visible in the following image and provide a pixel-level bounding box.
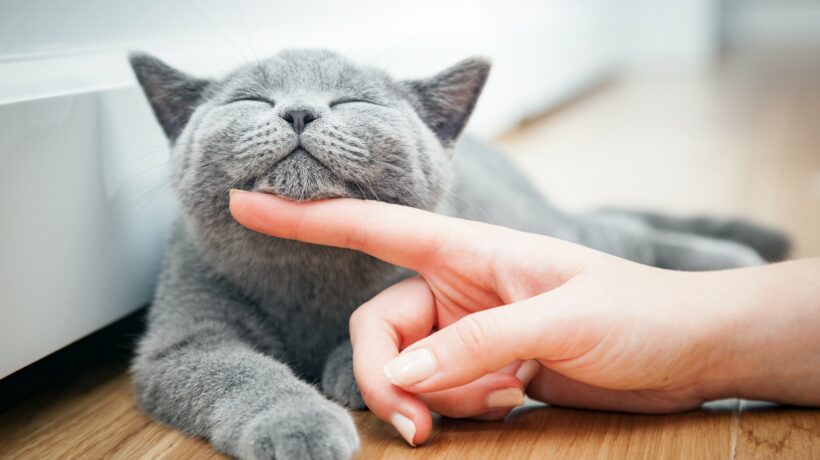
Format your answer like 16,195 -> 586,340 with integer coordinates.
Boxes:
129,52 -> 211,141
405,57 -> 490,143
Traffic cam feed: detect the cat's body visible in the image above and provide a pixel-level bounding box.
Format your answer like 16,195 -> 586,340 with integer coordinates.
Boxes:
130,49 -> 786,460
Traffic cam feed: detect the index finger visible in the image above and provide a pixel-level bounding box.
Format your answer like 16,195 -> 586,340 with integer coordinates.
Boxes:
349,276 -> 437,445
228,189 -> 483,271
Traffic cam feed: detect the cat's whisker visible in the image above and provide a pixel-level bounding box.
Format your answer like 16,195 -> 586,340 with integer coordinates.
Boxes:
101,178 -> 173,251
217,170 -> 250,211
217,179 -> 240,211
358,175 -> 382,203
112,138 -> 198,163
112,177 -> 171,214
367,157 -> 408,176
332,147 -> 370,163
217,145 -> 270,209
129,146 -> 172,161
178,0 -> 253,67
323,129 -> 368,150
335,136 -> 369,152
242,124 -> 277,141
129,180 -> 173,220
231,0 -> 261,66
367,44 -> 405,66
313,137 -> 369,159
233,140 -> 270,157
190,156 -> 231,172
104,141 -> 204,189
250,154 -> 273,188
349,180 -> 368,200
116,161 -> 174,188
447,189 -> 494,225
330,139 -> 369,155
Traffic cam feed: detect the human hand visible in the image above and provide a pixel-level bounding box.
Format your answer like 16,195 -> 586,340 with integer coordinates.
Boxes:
229,190 -> 820,446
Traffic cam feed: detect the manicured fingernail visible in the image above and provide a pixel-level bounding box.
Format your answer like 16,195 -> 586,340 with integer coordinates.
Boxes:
390,413 -> 416,446
515,360 -> 540,385
486,387 -> 525,408
383,349 -> 436,387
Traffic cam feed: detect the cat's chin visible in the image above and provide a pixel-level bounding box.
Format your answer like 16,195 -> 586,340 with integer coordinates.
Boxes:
253,186 -> 353,202
253,148 -> 360,202
252,176 -> 360,202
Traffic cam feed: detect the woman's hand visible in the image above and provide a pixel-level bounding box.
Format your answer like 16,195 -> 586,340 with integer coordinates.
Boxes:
229,190 -> 820,446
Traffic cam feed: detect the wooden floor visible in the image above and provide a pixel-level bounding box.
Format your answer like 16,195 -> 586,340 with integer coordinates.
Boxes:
1,368 -> 818,459
496,53 -> 820,259
2,52 -> 820,459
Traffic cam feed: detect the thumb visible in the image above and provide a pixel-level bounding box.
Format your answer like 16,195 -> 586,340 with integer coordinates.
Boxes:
383,292 -> 565,394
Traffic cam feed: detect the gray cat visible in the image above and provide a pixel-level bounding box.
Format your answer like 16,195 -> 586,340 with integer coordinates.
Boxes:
129,49 -> 787,460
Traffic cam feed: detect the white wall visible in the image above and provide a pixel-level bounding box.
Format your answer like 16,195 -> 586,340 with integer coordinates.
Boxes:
620,0 -> 720,72
0,0 -> 621,137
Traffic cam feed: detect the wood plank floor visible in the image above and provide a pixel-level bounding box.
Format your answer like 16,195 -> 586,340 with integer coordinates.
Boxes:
1,366 -> 817,459
495,54 -> 820,259
2,52 -> 820,459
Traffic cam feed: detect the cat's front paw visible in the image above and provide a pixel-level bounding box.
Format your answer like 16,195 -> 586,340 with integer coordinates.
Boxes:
322,342 -> 366,410
237,399 -> 359,460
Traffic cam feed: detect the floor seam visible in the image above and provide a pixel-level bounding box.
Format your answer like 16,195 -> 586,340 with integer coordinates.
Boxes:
730,398 -> 745,460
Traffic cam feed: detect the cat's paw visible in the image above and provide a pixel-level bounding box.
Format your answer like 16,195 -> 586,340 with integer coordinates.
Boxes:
237,399 -> 359,460
322,342 -> 366,410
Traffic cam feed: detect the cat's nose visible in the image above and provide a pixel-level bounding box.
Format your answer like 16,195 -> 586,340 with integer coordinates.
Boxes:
282,109 -> 317,134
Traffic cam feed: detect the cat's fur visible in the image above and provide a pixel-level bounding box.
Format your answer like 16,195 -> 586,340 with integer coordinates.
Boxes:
129,49 -> 787,460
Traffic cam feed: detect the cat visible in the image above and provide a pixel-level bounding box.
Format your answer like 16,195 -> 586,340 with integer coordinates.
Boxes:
129,49 -> 787,460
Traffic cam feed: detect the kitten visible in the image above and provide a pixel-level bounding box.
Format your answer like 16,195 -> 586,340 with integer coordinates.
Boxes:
129,49 -> 786,460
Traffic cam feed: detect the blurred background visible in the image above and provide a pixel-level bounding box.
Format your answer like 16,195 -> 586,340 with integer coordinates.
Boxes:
1,0 -> 819,379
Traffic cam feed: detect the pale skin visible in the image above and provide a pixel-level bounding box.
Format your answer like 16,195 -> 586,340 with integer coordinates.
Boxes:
229,190 -> 820,446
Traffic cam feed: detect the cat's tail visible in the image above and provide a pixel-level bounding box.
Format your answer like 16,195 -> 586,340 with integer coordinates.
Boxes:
597,209 -> 791,262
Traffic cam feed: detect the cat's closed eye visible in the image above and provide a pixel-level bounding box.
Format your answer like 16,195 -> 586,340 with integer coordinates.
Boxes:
329,98 -> 379,108
229,96 -> 275,106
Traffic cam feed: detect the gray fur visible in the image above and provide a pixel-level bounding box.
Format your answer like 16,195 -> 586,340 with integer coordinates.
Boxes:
129,49 -> 784,460
598,209 -> 791,262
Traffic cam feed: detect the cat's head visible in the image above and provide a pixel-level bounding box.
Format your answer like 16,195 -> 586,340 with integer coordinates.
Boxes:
130,49 -> 489,222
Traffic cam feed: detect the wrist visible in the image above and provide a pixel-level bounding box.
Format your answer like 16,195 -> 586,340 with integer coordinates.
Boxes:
676,267 -> 771,402
690,261 -> 820,406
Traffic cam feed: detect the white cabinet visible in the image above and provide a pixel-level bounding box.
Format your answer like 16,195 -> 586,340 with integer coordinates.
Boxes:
0,87 -> 173,378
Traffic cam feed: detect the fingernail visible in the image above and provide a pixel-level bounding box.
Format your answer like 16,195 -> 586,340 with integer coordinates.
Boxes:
229,188 -> 246,199
390,413 -> 416,447
515,360 -> 540,386
486,387 -> 525,408
383,349 -> 436,387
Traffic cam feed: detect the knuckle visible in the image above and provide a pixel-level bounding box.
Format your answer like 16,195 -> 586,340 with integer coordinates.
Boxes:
452,314 -> 496,363
428,401 -> 463,419
348,306 -> 365,330
348,300 -> 379,333
357,381 -> 379,405
344,225 -> 368,253
347,200 -> 377,251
